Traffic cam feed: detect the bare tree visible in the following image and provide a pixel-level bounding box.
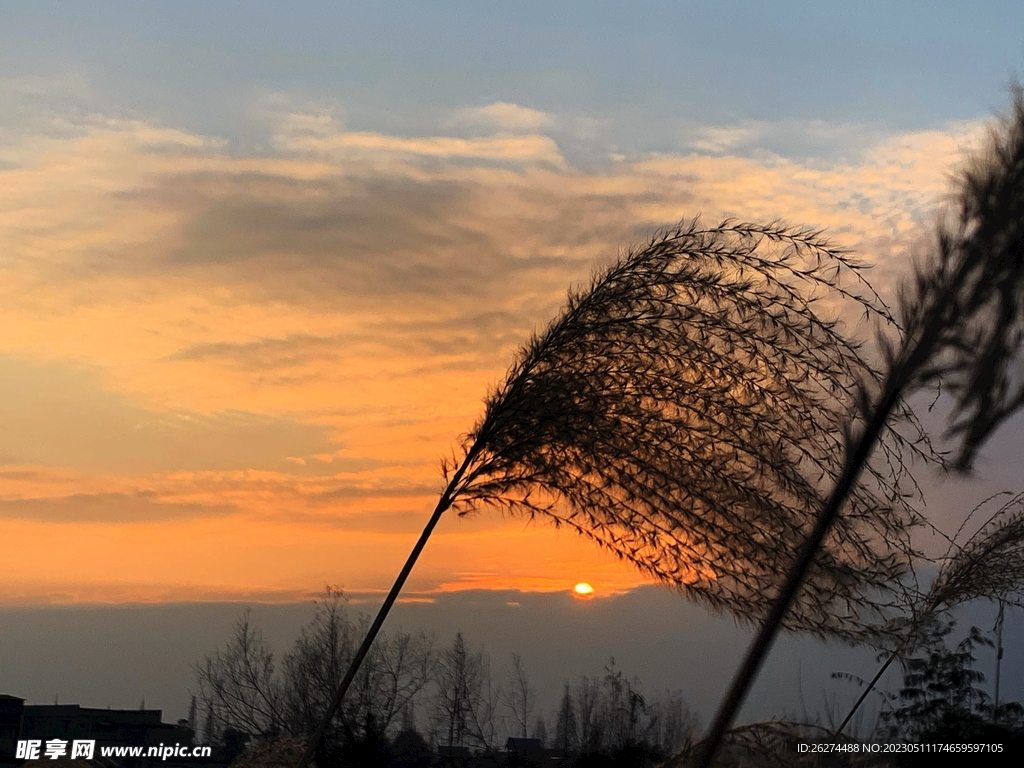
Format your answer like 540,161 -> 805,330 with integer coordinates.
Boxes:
646,690 -> 699,756
194,611 -> 283,741
503,653 -> 536,739
279,590 -> 358,742
553,681 -> 579,753
429,632 -> 472,749
424,631 -> 507,755
428,631 -> 501,750
596,658 -> 651,749
532,716 -> 547,746
548,662 -> 696,760
574,675 -> 604,754
279,588 -> 433,747
464,655 -> 503,753
195,589 -> 433,760
202,700 -> 219,746
371,628 -> 436,732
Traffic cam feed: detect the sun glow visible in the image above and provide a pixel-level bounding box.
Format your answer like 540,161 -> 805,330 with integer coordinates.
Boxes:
573,582 -> 595,598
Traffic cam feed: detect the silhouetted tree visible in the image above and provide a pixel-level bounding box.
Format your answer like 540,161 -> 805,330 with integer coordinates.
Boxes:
195,590 -> 433,760
195,611 -> 282,741
545,660 -> 696,765
872,620 -> 1024,767
575,675 -> 604,755
554,682 -> 579,754
221,728 -> 251,764
427,632 -> 502,752
282,589 -> 434,747
503,653 -> 536,739
389,729 -> 435,768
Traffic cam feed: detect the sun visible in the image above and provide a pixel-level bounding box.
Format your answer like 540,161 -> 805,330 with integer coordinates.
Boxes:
573,582 -> 595,599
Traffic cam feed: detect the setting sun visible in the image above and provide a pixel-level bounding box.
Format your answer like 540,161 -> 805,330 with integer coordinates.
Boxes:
573,582 -> 595,599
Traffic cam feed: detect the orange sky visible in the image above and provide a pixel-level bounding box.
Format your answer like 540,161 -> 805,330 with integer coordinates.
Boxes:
0,107 -> 987,604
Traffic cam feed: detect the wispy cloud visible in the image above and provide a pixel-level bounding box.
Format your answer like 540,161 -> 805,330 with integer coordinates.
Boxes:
455,101 -> 554,132
273,121 -> 566,167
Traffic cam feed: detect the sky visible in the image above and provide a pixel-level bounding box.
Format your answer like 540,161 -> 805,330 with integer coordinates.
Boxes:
2,0 -> 1024,728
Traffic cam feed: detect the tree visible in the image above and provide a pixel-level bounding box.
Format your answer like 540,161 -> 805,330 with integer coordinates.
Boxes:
645,690 -> 698,757
554,681 -> 579,754
388,729 -> 434,768
548,660 -> 695,764
194,610 -> 282,741
202,700 -> 219,746
574,675 -> 604,755
197,609 -> 703,765
278,591 -> 356,744
503,653 -> 536,739
873,618 -> 1024,768
834,490 -> 1024,735
194,589 -> 433,762
880,621 -> 995,741
430,631 -> 473,749
427,632 -> 501,752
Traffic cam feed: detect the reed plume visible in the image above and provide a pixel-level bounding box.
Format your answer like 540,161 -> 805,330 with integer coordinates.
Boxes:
700,86 -> 1024,766
835,491 -> 1024,736
927,492 -> 1024,613
447,219 -> 925,638
300,217 -> 928,766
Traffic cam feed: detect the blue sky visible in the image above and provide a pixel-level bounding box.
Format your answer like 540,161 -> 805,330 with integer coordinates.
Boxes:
4,1 -> 1022,157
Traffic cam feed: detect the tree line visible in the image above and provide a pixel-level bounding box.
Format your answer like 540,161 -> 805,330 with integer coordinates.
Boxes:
193,589 -> 698,766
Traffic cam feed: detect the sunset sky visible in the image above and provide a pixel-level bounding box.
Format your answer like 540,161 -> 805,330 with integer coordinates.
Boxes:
2,2 -> 1024,609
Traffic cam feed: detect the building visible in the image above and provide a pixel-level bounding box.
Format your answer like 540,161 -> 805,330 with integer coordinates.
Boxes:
0,695 -> 196,765
19,703 -> 193,749
0,696 -> 24,766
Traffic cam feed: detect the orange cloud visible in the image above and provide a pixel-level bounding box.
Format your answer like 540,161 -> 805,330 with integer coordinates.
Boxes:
0,109 -> 986,603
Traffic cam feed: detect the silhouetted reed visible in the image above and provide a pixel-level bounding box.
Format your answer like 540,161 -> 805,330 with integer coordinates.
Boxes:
700,86 -> 1024,766
299,217 -> 931,766
834,491 -> 1024,735
449,219 -> 926,639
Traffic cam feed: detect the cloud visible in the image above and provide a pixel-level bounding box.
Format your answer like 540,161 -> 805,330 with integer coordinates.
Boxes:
165,310 -> 532,370
0,73 -> 98,145
4,112 -> 979,321
274,126 -> 567,167
679,117 -> 981,169
687,124 -> 765,154
0,355 -> 339,472
0,103 -> 995,602
0,492 -> 234,523
456,102 -> 554,132
0,460 -> 448,529
0,114 -> 984,440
